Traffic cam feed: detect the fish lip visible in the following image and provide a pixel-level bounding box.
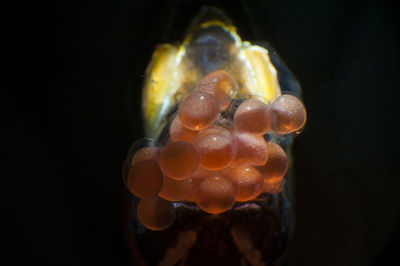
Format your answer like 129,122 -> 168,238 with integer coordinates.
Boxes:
173,193 -> 272,212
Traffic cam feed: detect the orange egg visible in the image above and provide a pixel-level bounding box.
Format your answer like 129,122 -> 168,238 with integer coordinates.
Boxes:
232,132 -> 268,166
136,197 -> 176,231
194,126 -> 236,170
169,116 -> 198,143
195,70 -> 237,110
187,167 -> 222,201
185,192 -> 197,202
191,166 -> 216,185
269,94 -> 307,134
256,141 -> 288,181
185,167 -> 217,201
158,175 -> 194,201
196,175 -> 237,214
127,159 -> 163,199
131,146 -> 160,166
178,91 -> 219,131
228,166 -> 264,202
233,99 -> 270,134
263,177 -> 285,194
159,141 -> 199,180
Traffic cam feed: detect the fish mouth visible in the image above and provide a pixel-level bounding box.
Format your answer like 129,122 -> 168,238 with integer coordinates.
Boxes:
174,192 -> 279,212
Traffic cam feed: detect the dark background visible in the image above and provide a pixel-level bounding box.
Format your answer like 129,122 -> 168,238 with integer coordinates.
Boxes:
3,0 -> 399,265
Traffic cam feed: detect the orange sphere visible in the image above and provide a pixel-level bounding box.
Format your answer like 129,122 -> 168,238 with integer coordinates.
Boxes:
269,94 -> 307,134
131,146 -> 160,166
185,167 -> 217,201
194,126 -> 236,170
136,197 -> 176,231
178,91 -> 219,131
228,166 -> 264,202
263,177 -> 285,194
185,191 -> 197,202
233,99 -> 270,134
196,175 -> 237,214
158,175 -> 194,201
195,70 -> 237,110
159,141 -> 199,180
256,141 -> 288,181
190,166 -> 216,185
232,132 -> 268,166
169,116 -> 198,143
127,159 -> 163,199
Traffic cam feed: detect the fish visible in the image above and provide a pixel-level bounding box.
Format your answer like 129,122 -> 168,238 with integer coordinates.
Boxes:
124,6 -> 304,266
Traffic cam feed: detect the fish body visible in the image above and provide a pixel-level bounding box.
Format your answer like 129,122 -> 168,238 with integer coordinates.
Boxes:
126,7 -> 303,266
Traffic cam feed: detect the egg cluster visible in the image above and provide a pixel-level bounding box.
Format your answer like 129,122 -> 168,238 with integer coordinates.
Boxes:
124,70 -> 306,231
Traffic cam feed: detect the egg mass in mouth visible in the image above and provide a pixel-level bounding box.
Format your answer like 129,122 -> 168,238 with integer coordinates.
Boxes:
126,63 -> 305,219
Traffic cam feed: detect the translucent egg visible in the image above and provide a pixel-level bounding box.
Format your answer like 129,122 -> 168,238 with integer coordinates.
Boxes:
190,166 -> 216,185
256,141 -> 288,181
185,167 -> 217,201
127,159 -> 163,199
269,94 -> 307,134
228,165 -> 264,202
195,69 -> 237,110
122,138 -> 158,184
131,146 -> 160,166
194,126 -> 236,170
159,141 -> 199,180
158,175 -> 194,201
232,132 -> 268,166
196,175 -> 237,214
136,197 -> 176,231
233,99 -> 270,134
169,116 -> 198,143
263,177 -> 285,194
178,91 -> 219,131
